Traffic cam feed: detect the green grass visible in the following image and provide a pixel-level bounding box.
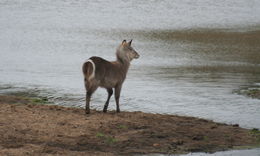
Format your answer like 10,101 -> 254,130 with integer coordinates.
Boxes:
96,132 -> 117,145
96,132 -> 105,138
250,128 -> 260,142
117,125 -> 128,129
105,136 -> 117,144
247,89 -> 260,98
2,90 -> 51,105
234,88 -> 260,99
29,97 -> 50,104
203,136 -> 209,141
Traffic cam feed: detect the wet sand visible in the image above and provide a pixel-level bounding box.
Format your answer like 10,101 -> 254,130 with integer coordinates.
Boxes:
0,95 -> 259,156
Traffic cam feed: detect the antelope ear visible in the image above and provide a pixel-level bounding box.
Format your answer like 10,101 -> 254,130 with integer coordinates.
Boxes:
128,39 -> 132,46
122,40 -> 127,45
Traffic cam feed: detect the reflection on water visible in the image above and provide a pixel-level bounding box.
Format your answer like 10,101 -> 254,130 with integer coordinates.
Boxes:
112,29 -> 260,65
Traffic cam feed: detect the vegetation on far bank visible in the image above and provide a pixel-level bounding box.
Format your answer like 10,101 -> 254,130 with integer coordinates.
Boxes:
234,87 -> 260,99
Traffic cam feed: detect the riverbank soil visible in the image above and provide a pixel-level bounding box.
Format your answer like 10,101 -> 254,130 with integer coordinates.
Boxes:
0,95 -> 259,156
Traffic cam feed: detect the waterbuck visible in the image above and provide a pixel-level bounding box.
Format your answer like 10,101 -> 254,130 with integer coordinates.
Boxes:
82,40 -> 139,114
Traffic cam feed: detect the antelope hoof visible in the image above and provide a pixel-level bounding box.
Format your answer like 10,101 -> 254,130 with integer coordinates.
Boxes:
85,110 -> 90,114
116,109 -> 120,113
103,109 -> 107,113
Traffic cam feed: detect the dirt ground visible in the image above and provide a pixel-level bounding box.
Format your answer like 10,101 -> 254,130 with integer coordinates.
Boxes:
0,95 -> 259,156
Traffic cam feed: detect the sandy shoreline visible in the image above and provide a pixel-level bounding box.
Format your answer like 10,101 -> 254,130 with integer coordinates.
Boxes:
0,95 -> 259,156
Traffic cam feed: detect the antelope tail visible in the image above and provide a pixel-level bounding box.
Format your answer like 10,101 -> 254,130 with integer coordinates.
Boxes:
84,59 -> 96,81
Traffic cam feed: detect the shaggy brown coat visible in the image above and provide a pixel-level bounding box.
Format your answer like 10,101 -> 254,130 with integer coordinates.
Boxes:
82,40 -> 139,114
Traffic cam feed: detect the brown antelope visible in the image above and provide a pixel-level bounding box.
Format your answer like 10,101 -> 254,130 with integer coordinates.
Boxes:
82,40 -> 139,114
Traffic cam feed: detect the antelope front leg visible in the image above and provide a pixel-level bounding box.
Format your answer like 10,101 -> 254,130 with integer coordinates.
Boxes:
114,85 -> 122,113
103,88 -> 113,113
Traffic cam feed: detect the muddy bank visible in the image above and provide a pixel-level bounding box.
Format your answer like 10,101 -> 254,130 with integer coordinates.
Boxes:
234,85 -> 260,100
0,95 -> 259,156
240,89 -> 260,99
246,89 -> 260,99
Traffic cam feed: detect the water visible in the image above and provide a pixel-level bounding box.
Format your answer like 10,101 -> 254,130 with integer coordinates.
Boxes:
144,148 -> 260,156
0,1 -> 260,154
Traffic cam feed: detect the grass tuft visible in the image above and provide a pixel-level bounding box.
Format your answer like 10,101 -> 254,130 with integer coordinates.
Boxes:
96,132 -> 117,144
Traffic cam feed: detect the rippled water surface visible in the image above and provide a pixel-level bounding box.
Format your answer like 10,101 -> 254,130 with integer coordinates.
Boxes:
1,0 -> 260,132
